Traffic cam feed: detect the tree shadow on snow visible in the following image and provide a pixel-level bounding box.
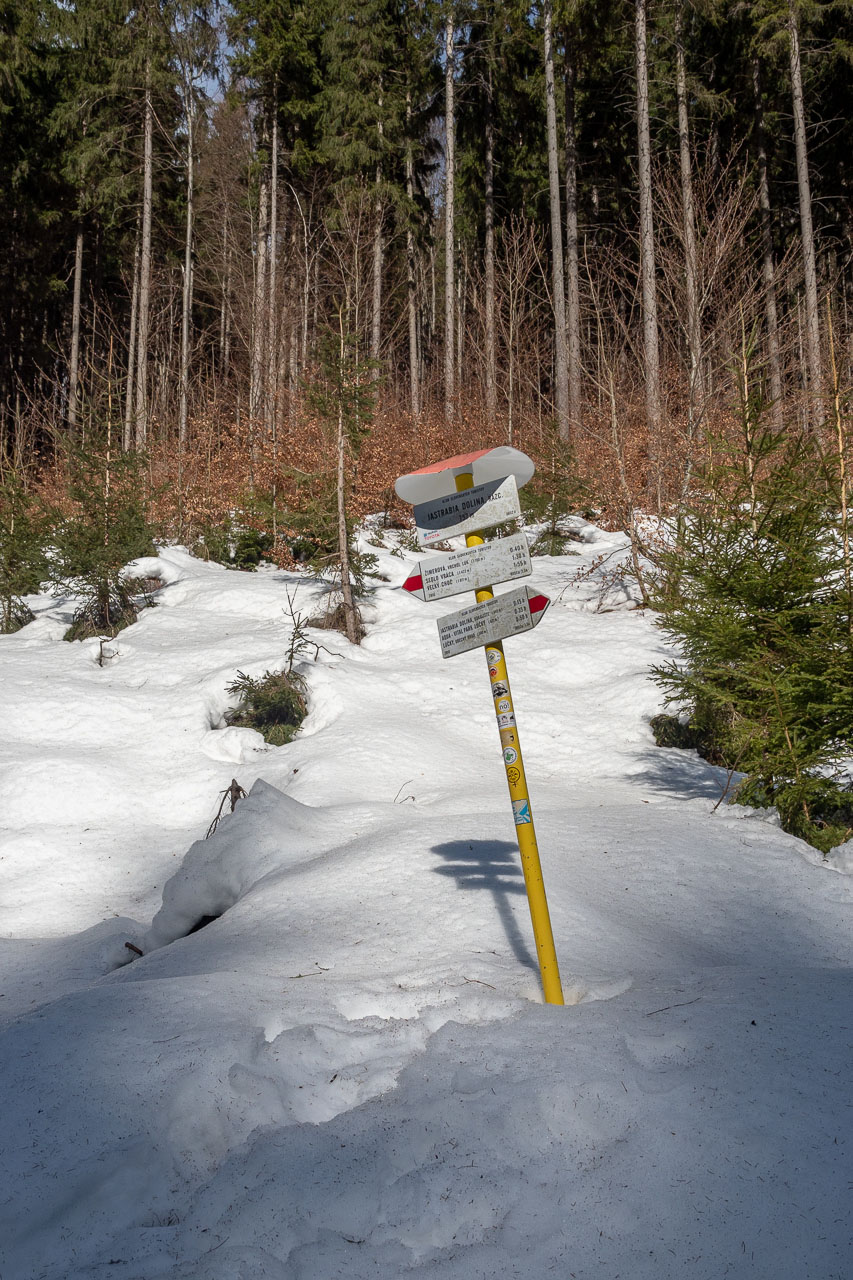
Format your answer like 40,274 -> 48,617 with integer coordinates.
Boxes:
431,839 -> 538,974
632,744 -> 741,805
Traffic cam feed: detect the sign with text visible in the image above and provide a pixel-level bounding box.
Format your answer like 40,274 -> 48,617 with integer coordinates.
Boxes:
402,532 -> 532,602
413,475 -> 521,547
436,585 -> 550,658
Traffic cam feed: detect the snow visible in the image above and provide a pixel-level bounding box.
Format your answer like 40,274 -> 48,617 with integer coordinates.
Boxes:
0,522 -> 851,1280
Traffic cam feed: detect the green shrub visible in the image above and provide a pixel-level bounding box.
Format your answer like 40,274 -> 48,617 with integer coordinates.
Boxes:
49,441 -> 156,641
651,411 -> 853,853
225,668 -> 308,746
0,472 -> 47,633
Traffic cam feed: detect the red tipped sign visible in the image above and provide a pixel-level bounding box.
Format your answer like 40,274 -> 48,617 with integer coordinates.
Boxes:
436,585 -> 550,658
402,532 -> 532,602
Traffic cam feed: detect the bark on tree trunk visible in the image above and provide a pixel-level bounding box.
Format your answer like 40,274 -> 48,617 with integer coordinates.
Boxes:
266,106 -> 278,436
178,90 -> 194,451
788,0 -> 823,424
752,58 -> 783,424
564,27 -> 581,433
123,218 -> 140,451
337,310 -> 359,645
484,63 -> 497,425
250,117 -> 269,429
444,7 -> 456,423
68,219 -> 84,433
135,58 -> 154,449
675,0 -> 704,430
406,92 -> 420,422
544,0 -> 570,440
635,0 -> 662,438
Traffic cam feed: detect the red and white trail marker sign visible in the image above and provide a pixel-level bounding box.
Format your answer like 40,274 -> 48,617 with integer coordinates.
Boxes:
436,585 -> 550,658
412,475 -> 521,547
402,532 -> 532,602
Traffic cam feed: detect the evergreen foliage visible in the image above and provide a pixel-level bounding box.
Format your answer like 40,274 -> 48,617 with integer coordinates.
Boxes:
520,422 -> 586,554
50,441 -> 156,640
0,471 -> 47,632
225,667 -> 307,745
652,418 -> 853,853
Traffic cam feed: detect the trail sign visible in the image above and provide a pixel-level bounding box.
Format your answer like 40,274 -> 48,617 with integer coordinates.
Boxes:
436,585 -> 550,658
413,475 -> 521,547
394,447 -> 564,1007
402,532 -> 532,602
395,446 -> 535,505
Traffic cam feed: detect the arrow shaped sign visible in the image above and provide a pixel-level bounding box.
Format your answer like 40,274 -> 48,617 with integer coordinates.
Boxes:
402,532 -> 532,602
413,475 -> 521,547
436,585 -> 550,658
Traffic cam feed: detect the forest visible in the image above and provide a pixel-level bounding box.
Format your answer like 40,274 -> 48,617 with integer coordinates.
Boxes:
2,0 -> 852,499
3,1 -> 853,842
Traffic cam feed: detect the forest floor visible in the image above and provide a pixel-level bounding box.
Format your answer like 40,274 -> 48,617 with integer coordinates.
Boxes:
0,519 -> 851,1280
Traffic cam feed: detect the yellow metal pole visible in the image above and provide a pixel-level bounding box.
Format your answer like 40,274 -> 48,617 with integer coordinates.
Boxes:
455,473 -> 564,1005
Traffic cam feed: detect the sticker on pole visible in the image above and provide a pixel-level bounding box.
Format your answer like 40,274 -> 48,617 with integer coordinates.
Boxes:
413,476 -> 521,547
512,799 -> 532,825
402,531 -> 532,601
436,585 -> 550,658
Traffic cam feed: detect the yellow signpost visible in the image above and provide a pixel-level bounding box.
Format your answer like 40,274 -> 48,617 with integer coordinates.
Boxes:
395,448 -> 564,1006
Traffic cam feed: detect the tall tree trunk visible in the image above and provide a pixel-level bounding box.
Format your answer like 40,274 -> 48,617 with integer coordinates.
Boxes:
67,219 -> 84,432
484,62 -> 496,424
444,6 -> 456,423
788,0 -> 823,423
266,105 -> 278,435
675,0 -> 703,429
635,0 -> 662,438
135,57 -> 154,449
178,90 -> 194,451
752,58 -> 783,424
337,309 -> 359,645
123,217 -> 140,451
406,91 -> 420,422
371,90 -> 384,376
250,123 -> 269,428
544,0 -> 569,440
564,26 -> 581,433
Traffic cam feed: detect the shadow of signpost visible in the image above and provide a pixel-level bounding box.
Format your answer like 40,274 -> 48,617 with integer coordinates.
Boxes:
431,839 -> 538,973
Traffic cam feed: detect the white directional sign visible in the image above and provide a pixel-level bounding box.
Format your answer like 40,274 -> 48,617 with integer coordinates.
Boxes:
413,475 -> 521,547
402,532 -> 532,602
436,585 -> 550,658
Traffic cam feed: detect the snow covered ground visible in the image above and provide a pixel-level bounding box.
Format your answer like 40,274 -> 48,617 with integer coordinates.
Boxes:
0,519 -> 850,1280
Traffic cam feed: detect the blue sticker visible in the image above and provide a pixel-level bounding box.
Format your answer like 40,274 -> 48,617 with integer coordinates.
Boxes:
512,799 -> 531,825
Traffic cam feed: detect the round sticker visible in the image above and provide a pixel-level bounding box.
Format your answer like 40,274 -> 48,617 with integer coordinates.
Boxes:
497,698 -> 511,712
506,767 -> 521,784
488,666 -> 499,678
504,747 -> 518,765
486,649 -> 501,664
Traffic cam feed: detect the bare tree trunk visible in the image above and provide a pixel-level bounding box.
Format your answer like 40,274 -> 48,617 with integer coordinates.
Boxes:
178,90 -> 194,451
544,0 -> 569,440
406,93 -> 420,422
675,0 -> 703,431
752,58 -> 783,424
484,63 -> 497,425
123,218 -> 140,451
67,220 -> 84,433
636,0 -> 662,442
266,106 -> 278,435
788,0 -> 823,423
135,57 -> 154,449
564,27 -> 581,433
444,6 -> 455,423
371,91 -> 384,376
250,116 -> 269,429
337,310 -> 359,645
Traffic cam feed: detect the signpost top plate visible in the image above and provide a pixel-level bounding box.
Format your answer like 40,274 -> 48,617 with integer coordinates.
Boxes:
394,445 -> 535,505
